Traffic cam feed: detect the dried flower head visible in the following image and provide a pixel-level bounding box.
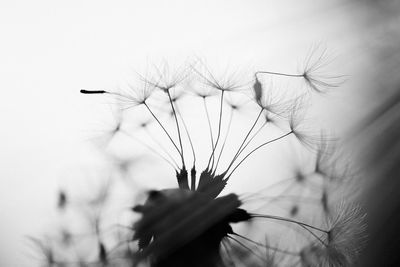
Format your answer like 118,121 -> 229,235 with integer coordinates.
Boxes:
41,54 -> 352,267
132,189 -> 251,267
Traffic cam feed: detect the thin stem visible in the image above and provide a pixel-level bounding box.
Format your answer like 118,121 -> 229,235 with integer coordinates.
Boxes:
227,131 -> 293,179
225,108 -> 264,173
208,90 -> 225,169
255,71 -> 303,78
240,177 -> 297,203
203,97 -> 215,161
144,128 -> 180,169
167,91 -> 186,168
105,91 -> 138,102
175,104 -> 197,191
227,236 -> 267,263
231,233 -> 299,256
214,108 -> 234,172
221,240 -> 236,267
176,106 -> 196,167
251,214 -> 328,234
81,89 -> 134,103
235,121 -> 267,161
251,214 -> 328,246
120,129 -> 178,171
253,183 -> 299,213
190,166 -> 196,191
143,102 -> 182,162
191,63 -> 223,90
299,225 -> 328,246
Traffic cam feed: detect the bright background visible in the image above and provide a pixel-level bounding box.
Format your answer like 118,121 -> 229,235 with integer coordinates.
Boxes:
0,0 -> 376,265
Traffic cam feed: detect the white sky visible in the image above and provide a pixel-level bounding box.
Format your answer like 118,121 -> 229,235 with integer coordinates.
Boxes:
0,0 -> 371,265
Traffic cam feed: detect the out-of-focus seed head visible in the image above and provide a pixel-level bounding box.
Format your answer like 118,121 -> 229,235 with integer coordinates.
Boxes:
300,201 -> 367,267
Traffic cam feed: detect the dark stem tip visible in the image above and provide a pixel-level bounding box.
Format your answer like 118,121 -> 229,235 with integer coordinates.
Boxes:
80,89 -> 106,94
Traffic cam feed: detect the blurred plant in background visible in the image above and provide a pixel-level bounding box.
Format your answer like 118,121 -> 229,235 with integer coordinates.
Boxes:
29,49 -> 367,267
347,1 -> 400,266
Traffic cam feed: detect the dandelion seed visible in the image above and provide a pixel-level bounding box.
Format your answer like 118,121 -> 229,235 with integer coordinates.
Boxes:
255,45 -> 344,94
253,76 -> 263,104
191,60 -> 250,92
300,202 -> 367,267
327,202 -> 367,260
225,97 -> 245,112
138,61 -> 190,93
314,140 -> 332,176
288,97 -> 324,151
190,80 -> 217,99
57,190 -> 67,211
80,81 -> 154,110
290,205 -> 299,217
321,189 -> 329,214
300,45 -> 344,94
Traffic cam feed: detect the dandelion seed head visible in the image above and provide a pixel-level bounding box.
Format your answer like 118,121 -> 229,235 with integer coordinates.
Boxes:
59,55 -> 348,266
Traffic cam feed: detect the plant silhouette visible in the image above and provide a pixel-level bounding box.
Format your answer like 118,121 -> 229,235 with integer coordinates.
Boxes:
31,53 -> 366,267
